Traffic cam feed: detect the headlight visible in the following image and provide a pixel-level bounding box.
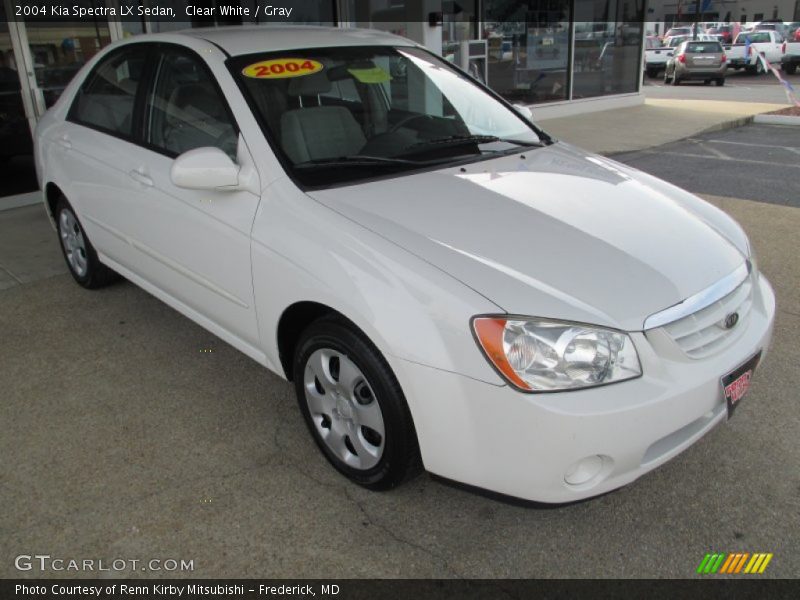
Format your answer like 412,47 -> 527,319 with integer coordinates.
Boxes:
472,316 -> 642,392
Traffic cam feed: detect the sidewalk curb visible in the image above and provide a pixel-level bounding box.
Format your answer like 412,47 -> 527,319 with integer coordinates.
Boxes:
694,115 -> 756,137
753,114 -> 800,126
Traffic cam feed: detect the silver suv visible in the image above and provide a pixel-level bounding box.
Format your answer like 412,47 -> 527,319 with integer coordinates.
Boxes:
664,40 -> 727,86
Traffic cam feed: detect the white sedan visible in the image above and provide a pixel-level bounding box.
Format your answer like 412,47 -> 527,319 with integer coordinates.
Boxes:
34,27 -> 775,503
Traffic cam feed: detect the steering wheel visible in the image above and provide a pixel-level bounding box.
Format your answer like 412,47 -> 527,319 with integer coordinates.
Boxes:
388,114 -> 434,134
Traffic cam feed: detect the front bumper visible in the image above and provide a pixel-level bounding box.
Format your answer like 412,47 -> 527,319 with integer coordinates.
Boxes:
391,275 -> 775,503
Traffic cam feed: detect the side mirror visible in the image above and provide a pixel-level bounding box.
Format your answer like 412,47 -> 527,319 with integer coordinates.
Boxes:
170,147 -> 240,190
513,103 -> 534,121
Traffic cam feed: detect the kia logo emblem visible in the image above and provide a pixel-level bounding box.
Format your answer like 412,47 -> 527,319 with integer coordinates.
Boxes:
724,312 -> 739,329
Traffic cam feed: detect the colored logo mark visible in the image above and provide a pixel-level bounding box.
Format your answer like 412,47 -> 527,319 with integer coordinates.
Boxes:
697,552 -> 773,574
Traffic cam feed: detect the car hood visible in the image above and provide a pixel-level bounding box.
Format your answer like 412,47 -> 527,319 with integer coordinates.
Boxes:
307,142 -> 747,331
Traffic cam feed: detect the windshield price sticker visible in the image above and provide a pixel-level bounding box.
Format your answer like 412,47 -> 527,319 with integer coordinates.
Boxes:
242,59 -> 323,79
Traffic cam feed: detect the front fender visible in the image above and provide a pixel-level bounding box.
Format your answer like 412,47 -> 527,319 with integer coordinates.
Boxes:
251,177 -> 506,387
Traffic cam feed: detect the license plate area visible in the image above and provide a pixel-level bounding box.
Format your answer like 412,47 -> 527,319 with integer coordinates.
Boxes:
721,352 -> 761,419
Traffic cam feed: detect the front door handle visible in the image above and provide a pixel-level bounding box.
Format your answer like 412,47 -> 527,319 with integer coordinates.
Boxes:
128,169 -> 154,187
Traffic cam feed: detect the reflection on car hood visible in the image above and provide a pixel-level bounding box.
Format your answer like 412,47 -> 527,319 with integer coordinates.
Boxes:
308,142 -> 747,331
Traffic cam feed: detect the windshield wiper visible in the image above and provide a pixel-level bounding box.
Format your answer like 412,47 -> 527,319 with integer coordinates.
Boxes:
497,138 -> 545,147
398,135 -> 500,154
294,155 -> 422,169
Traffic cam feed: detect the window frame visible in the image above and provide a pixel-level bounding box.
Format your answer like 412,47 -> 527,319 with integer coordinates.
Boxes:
141,43 -> 242,160
67,42 -> 241,161
67,43 -> 155,146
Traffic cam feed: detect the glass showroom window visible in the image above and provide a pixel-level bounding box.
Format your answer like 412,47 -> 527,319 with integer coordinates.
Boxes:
484,0 -> 571,104
572,0 -> 645,99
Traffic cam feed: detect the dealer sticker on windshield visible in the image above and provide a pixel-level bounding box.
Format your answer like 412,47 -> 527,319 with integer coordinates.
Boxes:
242,58 -> 323,79
721,351 -> 761,419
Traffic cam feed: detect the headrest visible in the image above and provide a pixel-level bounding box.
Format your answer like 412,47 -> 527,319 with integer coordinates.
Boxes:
168,83 -> 223,117
287,71 -> 332,96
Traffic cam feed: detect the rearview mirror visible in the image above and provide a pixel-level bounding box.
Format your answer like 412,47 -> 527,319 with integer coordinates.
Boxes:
513,104 -> 534,122
170,147 -> 240,190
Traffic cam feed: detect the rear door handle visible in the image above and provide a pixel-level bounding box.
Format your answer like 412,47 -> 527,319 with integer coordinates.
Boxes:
128,169 -> 154,187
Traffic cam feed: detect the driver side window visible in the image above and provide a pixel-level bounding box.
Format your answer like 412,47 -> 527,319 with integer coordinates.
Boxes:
145,49 -> 238,160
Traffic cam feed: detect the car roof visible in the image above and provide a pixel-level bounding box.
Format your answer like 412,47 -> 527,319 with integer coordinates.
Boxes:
180,25 -> 417,56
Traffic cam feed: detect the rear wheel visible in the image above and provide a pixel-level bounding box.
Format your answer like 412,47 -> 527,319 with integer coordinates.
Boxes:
55,197 -> 118,289
646,67 -> 659,79
672,75 -> 681,85
293,317 -> 421,490
783,63 -> 797,75
716,78 -> 725,86
703,79 -> 711,85
663,70 -> 673,84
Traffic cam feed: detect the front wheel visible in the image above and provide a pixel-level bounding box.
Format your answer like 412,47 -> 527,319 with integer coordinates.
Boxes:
55,198 -> 118,289
782,63 -> 797,75
293,317 -> 421,490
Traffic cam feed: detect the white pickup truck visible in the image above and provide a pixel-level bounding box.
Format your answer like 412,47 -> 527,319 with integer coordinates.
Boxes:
644,44 -> 674,78
724,30 -> 786,73
782,39 -> 800,74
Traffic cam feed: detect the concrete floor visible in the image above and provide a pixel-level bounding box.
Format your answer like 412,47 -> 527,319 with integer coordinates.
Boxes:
2,161 -> 799,579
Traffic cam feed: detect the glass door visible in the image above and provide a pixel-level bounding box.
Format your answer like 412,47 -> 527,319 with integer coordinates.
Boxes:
24,17 -> 112,113
0,4 -> 37,197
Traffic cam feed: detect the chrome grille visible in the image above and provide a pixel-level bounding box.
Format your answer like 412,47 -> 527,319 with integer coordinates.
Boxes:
662,276 -> 754,359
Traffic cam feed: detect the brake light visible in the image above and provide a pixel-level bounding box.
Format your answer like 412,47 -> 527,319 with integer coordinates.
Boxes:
721,54 -> 727,63
782,42 -> 787,53
678,54 -> 686,63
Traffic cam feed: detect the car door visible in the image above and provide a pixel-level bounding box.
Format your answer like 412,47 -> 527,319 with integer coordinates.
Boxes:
108,44 -> 263,352
58,43 -> 152,270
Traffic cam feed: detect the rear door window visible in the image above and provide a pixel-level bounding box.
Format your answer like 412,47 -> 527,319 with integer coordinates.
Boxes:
685,42 -> 723,53
69,45 -> 149,138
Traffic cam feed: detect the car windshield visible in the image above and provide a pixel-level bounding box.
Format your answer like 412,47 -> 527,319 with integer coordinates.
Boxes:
230,45 -> 544,188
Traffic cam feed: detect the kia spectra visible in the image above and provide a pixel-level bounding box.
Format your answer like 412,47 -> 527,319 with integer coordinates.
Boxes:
34,27 -> 775,503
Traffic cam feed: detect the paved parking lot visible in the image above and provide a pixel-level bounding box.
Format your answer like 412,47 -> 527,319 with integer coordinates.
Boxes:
2,125 -> 799,579
614,124 -> 800,207
645,68 -> 800,104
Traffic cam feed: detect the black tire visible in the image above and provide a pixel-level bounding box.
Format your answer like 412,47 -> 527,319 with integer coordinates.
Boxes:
646,67 -> 659,79
663,71 -> 672,84
55,197 -> 118,289
703,79 -> 711,85
292,316 -> 421,490
782,63 -> 797,75
672,75 -> 681,86
716,78 -> 725,86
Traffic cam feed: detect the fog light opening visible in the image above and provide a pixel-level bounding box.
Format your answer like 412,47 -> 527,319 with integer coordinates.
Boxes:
564,455 -> 611,487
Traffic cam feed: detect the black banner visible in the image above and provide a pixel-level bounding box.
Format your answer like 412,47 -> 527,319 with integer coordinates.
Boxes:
3,579 -> 800,600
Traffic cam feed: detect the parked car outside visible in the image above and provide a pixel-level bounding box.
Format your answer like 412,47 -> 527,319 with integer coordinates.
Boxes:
34,27 -> 775,504
782,38 -> 800,74
725,30 -> 786,74
708,23 -> 740,44
665,40 -> 728,86
644,36 -> 673,78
